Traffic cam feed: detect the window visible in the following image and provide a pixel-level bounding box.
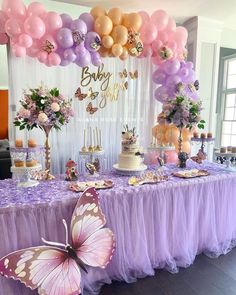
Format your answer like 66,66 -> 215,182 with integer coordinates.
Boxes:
220,55 -> 236,146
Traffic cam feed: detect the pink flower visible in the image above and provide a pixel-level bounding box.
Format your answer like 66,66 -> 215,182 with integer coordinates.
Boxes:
18,107 -> 31,119
51,102 -> 60,112
38,112 -> 48,123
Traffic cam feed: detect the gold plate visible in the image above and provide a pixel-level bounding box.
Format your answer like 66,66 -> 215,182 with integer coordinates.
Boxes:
173,169 -> 209,178
69,180 -> 114,192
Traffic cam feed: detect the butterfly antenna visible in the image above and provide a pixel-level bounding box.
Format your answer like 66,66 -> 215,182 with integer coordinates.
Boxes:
41,238 -> 66,248
62,219 -> 69,246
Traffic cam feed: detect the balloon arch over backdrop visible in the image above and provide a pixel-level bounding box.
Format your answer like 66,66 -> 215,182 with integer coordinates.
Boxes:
0,0 -> 200,153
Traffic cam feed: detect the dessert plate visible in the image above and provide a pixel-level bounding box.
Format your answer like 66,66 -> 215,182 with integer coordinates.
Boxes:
172,169 -> 209,178
69,180 -> 114,192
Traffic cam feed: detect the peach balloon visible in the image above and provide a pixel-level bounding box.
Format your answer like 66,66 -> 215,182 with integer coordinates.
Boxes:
111,25 -> 128,45
120,46 -> 129,60
111,43 -> 123,57
90,6 -> 106,19
99,46 -> 110,57
95,15 -> 113,36
102,35 -> 114,48
182,128 -> 191,141
152,124 -> 167,143
126,13 -> 142,31
165,125 -> 179,143
108,8 -> 123,25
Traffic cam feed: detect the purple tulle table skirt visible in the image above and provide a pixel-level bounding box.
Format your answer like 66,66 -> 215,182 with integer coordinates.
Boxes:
0,161 -> 236,294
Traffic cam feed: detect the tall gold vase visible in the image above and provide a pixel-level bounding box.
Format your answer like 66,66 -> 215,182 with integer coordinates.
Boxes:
43,126 -> 52,172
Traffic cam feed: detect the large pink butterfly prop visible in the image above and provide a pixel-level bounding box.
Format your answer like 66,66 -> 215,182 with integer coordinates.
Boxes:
0,187 -> 115,295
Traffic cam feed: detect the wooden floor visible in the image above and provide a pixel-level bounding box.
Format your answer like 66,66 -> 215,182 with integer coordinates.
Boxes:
100,247 -> 236,295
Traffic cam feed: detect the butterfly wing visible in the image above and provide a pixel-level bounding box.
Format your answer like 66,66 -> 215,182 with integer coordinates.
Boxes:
75,87 -> 87,101
71,188 -> 115,268
87,87 -> 99,100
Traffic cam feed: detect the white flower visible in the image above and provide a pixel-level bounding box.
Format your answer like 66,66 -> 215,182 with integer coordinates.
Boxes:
38,113 -> 48,123
51,102 -> 60,112
41,99 -> 45,104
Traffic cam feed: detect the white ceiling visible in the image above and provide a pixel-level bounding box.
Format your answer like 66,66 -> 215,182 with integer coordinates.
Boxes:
52,0 -> 236,29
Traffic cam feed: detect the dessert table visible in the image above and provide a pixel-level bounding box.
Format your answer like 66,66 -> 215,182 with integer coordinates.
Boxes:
0,161 -> 236,295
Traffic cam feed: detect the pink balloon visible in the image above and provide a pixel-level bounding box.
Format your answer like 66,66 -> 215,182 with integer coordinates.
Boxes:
158,30 -> 169,44
2,0 -> 26,18
5,18 -> 23,37
165,150 -> 178,164
166,40 -> 177,51
27,41 -> 40,57
139,11 -> 150,24
12,44 -> 26,57
37,51 -> 48,63
40,34 -> 58,51
0,11 -> 8,34
151,10 -> 169,31
45,12 -> 62,32
27,2 -> 45,17
142,45 -> 153,57
173,26 -> 188,47
151,39 -> 163,54
24,16 -> 46,39
0,32 -> 8,44
151,55 -> 163,66
48,52 -> 61,66
166,17 -> 176,33
18,33 -> 33,48
140,22 -> 158,45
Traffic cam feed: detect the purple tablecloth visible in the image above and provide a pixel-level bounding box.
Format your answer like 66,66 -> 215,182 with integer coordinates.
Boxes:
0,161 -> 236,294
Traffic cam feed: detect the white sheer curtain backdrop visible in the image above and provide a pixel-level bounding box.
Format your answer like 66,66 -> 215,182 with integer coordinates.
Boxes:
8,52 -> 162,174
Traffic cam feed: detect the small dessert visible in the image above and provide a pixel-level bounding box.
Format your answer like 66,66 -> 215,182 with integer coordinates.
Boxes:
14,159 -> 25,167
26,159 -> 37,167
220,147 -> 227,153
15,139 -> 23,148
227,146 -> 232,152
232,147 -> 236,153
193,132 -> 199,138
200,133 -> 206,139
207,132 -> 212,138
28,138 -> 37,148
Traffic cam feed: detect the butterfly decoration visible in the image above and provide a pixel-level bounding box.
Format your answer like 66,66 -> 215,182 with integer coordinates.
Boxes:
85,158 -> 100,175
175,82 -> 185,93
119,69 -> 128,79
86,102 -> 98,115
72,31 -> 85,46
188,83 -> 197,93
42,40 -> 54,54
191,149 -> 206,164
159,46 -> 173,60
194,80 -> 200,91
75,87 -> 87,101
90,36 -> 102,51
129,70 -> 138,79
0,187 -> 115,295
87,87 -> 99,100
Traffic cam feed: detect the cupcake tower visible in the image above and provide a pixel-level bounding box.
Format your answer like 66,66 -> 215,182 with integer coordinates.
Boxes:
13,138 -> 39,168
81,127 -> 103,153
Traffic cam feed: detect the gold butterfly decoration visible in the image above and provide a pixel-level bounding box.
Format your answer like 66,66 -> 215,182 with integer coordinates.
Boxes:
87,87 -> 99,100
75,87 -> 87,101
129,70 -> 138,79
86,102 -> 98,115
42,40 -> 54,54
124,81 -> 128,90
119,69 -> 128,79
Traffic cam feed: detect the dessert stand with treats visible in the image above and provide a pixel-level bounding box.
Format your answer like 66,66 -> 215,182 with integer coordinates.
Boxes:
10,139 -> 44,187
113,125 -> 147,176
215,146 -> 236,168
79,127 -> 106,177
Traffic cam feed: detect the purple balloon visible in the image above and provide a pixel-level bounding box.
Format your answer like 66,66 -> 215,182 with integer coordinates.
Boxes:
57,28 -> 74,49
154,86 -> 169,103
164,59 -> 180,75
178,67 -> 189,79
70,19 -> 87,35
184,69 -> 195,83
75,43 -> 87,57
79,13 -> 94,32
60,59 -> 71,66
75,50 -> 91,67
185,61 -> 194,69
64,48 -> 77,62
84,31 -> 101,52
91,51 -> 102,66
60,14 -> 72,28
152,69 -> 167,85
166,75 -> 181,87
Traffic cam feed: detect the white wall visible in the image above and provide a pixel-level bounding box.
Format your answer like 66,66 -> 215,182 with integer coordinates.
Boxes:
221,27 -> 236,49
0,0 -> 89,89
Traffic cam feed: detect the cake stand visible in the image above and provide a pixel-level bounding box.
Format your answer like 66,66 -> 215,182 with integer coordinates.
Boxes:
113,164 -> 147,176
11,164 -> 42,187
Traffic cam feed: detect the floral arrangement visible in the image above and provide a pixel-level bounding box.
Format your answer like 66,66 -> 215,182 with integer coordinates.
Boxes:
122,125 -> 138,144
14,86 -> 74,131
157,96 -> 205,130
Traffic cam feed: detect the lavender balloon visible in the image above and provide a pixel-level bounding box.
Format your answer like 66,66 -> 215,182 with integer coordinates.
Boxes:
79,13 -> 94,32
75,50 -> 91,67
152,69 -> 167,85
164,59 -> 180,75
70,19 -> 87,35
91,51 -> 102,66
84,32 -> 101,52
64,48 -> 77,62
154,86 -> 169,103
57,28 -> 74,49
75,43 -> 87,57
60,14 -> 72,28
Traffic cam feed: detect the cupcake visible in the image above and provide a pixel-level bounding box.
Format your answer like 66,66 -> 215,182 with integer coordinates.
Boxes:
227,146 -> 232,152
15,139 -> 23,148
14,159 -> 25,167
232,147 -> 236,153
28,138 -> 37,148
220,147 -> 227,153
207,132 -> 212,138
201,133 -> 206,139
193,132 -> 199,138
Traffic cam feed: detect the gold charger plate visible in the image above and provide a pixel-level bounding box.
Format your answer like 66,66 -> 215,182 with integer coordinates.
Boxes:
69,180 -> 114,192
172,169 -> 209,178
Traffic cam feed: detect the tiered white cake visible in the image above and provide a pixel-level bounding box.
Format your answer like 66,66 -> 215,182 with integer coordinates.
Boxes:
118,126 -> 144,170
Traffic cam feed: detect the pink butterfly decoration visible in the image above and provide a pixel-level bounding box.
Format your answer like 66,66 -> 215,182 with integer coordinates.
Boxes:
0,187 -> 115,295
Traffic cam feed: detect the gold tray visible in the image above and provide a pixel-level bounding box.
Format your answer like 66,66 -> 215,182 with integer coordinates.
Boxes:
69,180 -> 114,192
128,173 -> 169,186
172,169 -> 209,178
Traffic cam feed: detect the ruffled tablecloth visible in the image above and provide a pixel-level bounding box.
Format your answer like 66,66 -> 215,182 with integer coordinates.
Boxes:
0,161 -> 236,294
